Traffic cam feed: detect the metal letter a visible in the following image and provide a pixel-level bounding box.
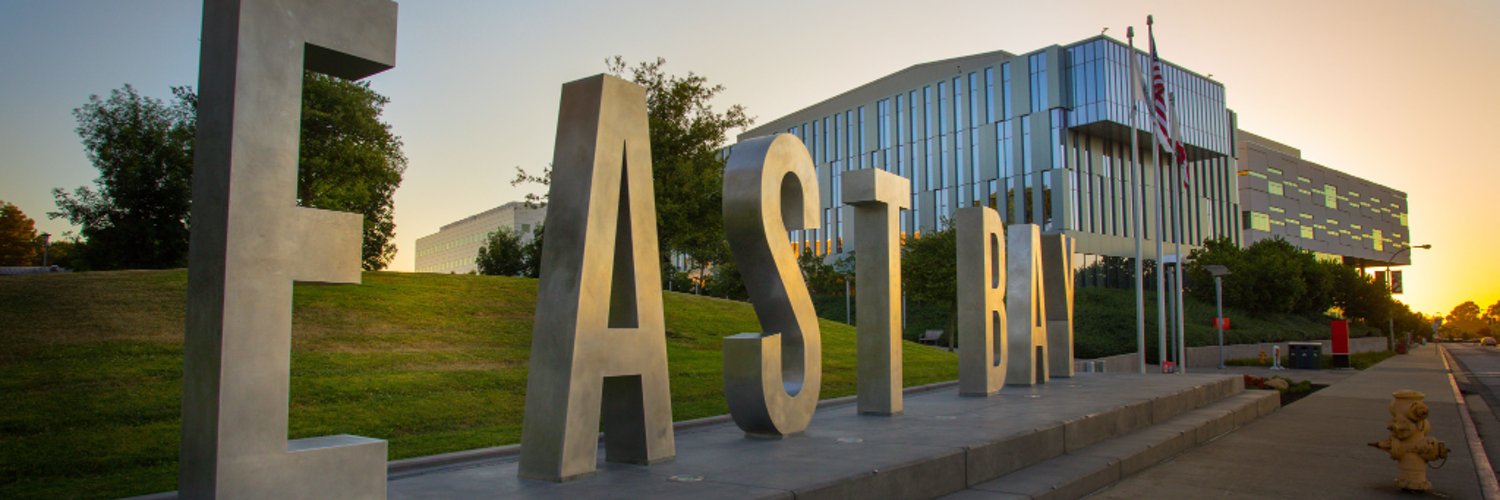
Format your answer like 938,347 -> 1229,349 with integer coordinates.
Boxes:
518,75 -> 674,482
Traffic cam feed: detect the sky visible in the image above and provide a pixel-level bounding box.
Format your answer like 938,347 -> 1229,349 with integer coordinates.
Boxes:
1,0 -> 1496,316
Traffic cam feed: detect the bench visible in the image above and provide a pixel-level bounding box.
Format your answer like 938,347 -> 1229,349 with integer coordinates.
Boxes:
918,330 -> 943,345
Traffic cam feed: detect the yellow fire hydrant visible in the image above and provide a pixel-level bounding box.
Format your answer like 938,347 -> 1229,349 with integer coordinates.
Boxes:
1369,390 -> 1450,492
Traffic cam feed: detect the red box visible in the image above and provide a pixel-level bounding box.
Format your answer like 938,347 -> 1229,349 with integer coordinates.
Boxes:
1331,320 -> 1349,355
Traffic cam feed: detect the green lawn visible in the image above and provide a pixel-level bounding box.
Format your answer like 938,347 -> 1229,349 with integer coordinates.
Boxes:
0,270 -> 957,499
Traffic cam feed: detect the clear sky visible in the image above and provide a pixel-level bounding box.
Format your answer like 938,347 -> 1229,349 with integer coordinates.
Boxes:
1,0 -> 1496,316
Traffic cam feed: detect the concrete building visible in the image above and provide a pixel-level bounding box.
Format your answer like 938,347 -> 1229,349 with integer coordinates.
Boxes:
1235,130 -> 1412,267
414,202 -> 545,274
737,35 -> 1239,288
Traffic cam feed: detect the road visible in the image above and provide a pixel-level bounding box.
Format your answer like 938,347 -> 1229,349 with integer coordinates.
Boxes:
1443,342 -> 1500,492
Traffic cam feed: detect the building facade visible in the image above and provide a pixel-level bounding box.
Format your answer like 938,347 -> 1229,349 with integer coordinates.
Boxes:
1236,130 -> 1411,267
414,202 -> 546,274
737,35 -> 1240,287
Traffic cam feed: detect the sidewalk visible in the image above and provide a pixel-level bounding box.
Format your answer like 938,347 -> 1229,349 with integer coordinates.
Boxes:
1091,345 -> 1493,499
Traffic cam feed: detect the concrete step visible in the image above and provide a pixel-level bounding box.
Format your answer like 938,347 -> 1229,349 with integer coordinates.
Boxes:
947,389 -> 1281,500
381,374 -> 1255,499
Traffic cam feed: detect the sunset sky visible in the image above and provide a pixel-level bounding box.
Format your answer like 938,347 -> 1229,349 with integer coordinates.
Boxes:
1,0 -> 1495,316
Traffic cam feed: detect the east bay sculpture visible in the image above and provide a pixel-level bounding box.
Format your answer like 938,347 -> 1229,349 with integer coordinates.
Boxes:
957,206 -> 1076,394
957,207 -> 1007,396
180,10 -> 1083,484
179,0 -> 397,498
1042,233 -> 1077,379
517,74 -> 675,482
1007,223 -> 1050,386
843,169 -> 910,415
721,134 -> 824,437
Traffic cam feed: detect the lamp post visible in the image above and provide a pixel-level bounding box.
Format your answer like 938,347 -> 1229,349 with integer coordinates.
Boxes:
39,232 -> 50,267
1386,244 -> 1431,350
1205,264 -> 1232,369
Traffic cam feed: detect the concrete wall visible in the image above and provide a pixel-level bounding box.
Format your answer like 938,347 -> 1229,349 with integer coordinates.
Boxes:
1074,336 -> 1388,372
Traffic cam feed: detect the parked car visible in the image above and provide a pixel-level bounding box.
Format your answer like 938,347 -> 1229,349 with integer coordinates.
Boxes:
1483,337 -> 1496,347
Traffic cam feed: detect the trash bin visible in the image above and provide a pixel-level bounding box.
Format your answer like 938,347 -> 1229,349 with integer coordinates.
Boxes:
1288,342 -> 1322,370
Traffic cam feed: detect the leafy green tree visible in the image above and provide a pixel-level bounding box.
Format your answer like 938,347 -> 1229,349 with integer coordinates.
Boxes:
53,85 -> 195,269
54,75 -> 406,270
1186,237 -> 1363,317
607,56 -> 753,279
475,227 -> 526,276
1445,301 -> 1486,339
0,201 -> 41,265
295,74 -> 407,270
520,224 -> 545,278
40,238 -> 78,268
901,221 -> 957,341
704,259 -> 748,300
799,249 -> 841,296
513,57 -> 754,288
1330,263 -> 1389,324
1184,237 -> 1243,305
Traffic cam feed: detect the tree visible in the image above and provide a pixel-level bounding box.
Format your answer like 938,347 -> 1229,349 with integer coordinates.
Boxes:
294,73 -> 407,270
513,57 -> 754,288
54,75 -> 406,271
1445,301 -> 1486,339
1485,300 -> 1500,327
475,227 -> 526,276
0,201 -> 41,265
902,221 -> 957,340
53,85 -> 195,270
520,224 -> 545,278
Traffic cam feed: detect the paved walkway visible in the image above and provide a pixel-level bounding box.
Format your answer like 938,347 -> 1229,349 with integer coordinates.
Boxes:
1090,344 -> 1494,499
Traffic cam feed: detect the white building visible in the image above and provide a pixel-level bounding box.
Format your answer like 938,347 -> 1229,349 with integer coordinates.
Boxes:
414,202 -> 546,274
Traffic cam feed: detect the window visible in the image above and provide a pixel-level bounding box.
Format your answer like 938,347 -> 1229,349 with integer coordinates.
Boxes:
1300,226 -> 1314,239
1268,181 -> 1283,196
877,100 -> 890,170
1323,184 -> 1337,209
1029,53 -> 1049,113
1001,62 -> 1013,120
985,67 -> 996,123
1241,211 -> 1270,232
893,96 -> 903,176
855,108 -> 864,169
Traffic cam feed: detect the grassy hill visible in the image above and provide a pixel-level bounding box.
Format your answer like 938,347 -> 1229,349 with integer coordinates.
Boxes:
0,270 -> 957,499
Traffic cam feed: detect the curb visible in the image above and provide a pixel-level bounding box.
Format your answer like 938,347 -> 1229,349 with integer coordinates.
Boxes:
1440,346 -> 1500,500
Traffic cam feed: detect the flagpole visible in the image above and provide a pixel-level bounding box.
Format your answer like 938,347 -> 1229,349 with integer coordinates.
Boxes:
1170,92 -> 1188,374
1128,27 -> 1146,374
1149,16 -> 1167,373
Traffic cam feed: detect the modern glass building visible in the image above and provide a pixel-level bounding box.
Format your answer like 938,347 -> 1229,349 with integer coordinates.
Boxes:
737,35 -> 1240,287
1236,130 -> 1412,267
414,201 -> 545,274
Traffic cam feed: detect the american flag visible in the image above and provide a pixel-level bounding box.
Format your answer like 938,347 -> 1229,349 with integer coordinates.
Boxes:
1148,20 -> 1190,188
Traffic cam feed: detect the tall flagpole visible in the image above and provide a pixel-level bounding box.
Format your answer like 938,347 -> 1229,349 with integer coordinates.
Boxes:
1170,92 -> 1188,374
1128,27 -> 1146,374
1149,17 -> 1166,373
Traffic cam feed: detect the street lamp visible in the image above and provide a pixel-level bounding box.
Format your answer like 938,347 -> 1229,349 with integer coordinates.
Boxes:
1386,244 -> 1431,350
39,232 -> 50,267
1205,264 -> 1232,369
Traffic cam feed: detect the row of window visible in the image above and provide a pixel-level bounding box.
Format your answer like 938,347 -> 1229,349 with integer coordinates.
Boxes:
414,223 -> 533,258
1064,38 -> 1232,156
1242,210 -> 1399,251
